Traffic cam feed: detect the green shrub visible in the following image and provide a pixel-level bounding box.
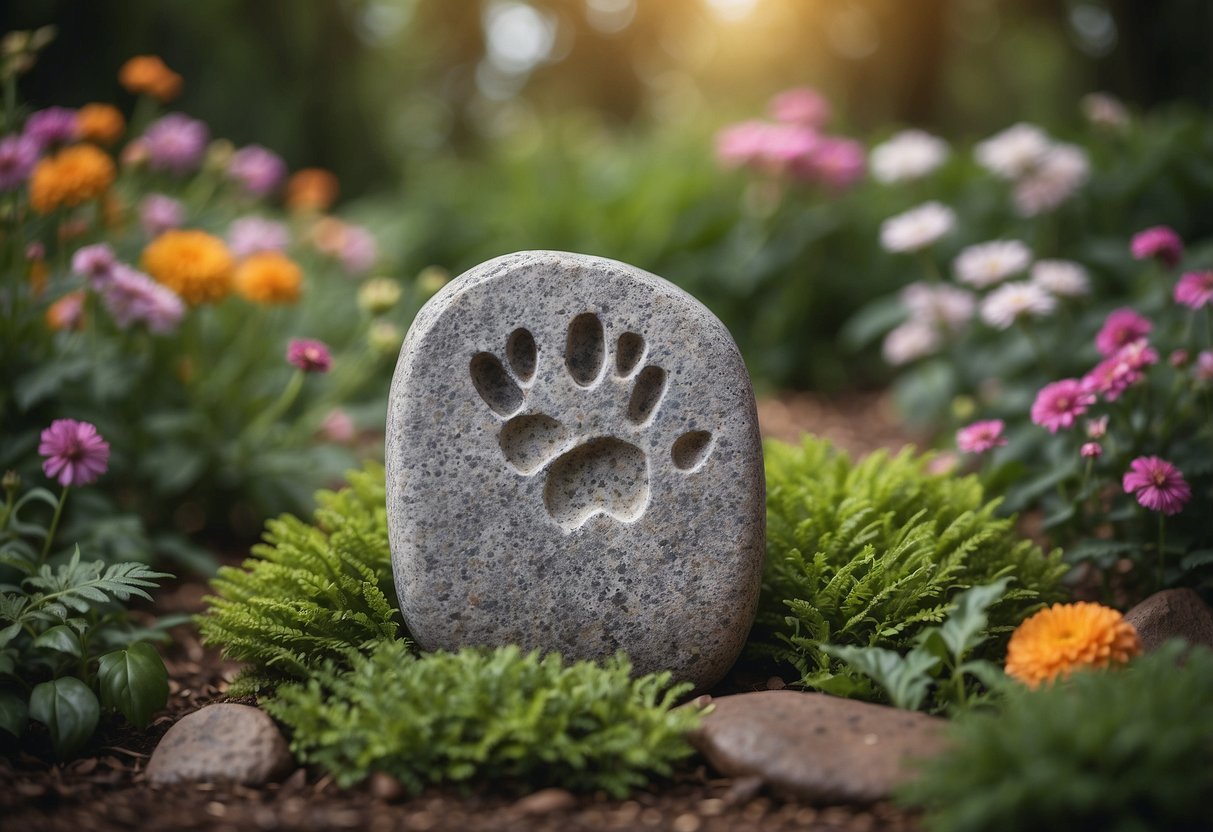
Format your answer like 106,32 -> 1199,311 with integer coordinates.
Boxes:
754,437 -> 1067,701
264,641 -> 700,796
197,463 -> 402,695
901,642 -> 1213,832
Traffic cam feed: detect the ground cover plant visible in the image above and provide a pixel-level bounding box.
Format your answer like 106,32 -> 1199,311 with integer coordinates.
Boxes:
754,436 -> 1067,704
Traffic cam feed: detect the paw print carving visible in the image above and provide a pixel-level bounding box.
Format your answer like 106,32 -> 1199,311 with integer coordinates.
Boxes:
470,313 -> 714,530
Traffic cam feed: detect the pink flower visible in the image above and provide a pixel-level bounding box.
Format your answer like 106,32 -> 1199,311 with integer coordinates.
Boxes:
1082,338 -> 1158,401
804,136 -> 865,190
956,420 -> 1007,454
1174,271 -> 1213,309
1130,226 -> 1183,267
143,113 -> 209,175
227,144 -> 287,197
99,264 -> 185,333
1170,349 -> 1190,368
71,243 -> 118,287
287,338 -> 332,373
1031,379 -> 1095,433
1094,308 -> 1152,357
338,225 -> 378,275
1081,442 -> 1102,459
769,88 -> 831,127
319,409 -> 355,444
1195,351 -> 1213,383
39,419 -> 110,487
140,194 -> 185,237
227,216 -> 290,258
1086,416 -> 1108,439
1123,456 -> 1190,515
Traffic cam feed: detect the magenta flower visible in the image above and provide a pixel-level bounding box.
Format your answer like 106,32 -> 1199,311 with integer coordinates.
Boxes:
769,87 -> 831,128
99,264 -> 185,333
39,419 -> 110,487
715,120 -> 775,169
24,107 -> 79,149
227,216 -> 291,258
1082,339 -> 1157,402
714,121 -> 819,178
1031,379 -> 1095,433
1081,442 -> 1102,459
0,133 -> 40,191
143,113 -> 209,175
1123,456 -> 1191,515
71,243 -> 118,287
287,338 -> 332,373
139,193 -> 186,237
956,419 -> 1008,454
1094,308 -> 1152,357
227,144 -> 287,197
1174,270 -> 1213,309
804,136 -> 866,190
1130,226 -> 1183,267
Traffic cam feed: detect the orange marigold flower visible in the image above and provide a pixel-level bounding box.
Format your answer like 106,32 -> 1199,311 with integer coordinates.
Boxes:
46,291 -> 86,331
1005,602 -> 1142,688
28,144 -> 116,214
142,229 -> 234,305
76,103 -> 126,145
234,251 -> 303,305
118,55 -> 183,102
285,167 -> 339,213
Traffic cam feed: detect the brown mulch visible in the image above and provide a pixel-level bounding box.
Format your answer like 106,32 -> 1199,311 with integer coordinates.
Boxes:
3,394 -> 924,832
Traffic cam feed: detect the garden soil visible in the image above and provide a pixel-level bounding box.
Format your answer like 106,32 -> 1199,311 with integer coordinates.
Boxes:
3,392 -> 925,832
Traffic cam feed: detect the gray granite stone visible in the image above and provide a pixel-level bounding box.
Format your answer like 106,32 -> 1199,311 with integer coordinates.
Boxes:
145,703 -> 293,785
386,251 -> 765,691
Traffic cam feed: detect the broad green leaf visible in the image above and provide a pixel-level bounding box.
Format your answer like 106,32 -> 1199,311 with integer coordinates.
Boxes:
937,578 -> 1012,663
29,677 -> 100,759
0,689 -> 28,737
824,644 -> 939,711
97,642 -> 169,728
33,624 -> 82,657
0,621 -> 21,649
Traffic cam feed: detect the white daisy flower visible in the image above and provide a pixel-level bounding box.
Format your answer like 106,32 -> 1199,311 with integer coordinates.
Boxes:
980,281 -> 1057,329
879,201 -> 956,253
1013,143 -> 1090,216
882,321 -> 941,365
870,129 -> 950,184
1031,259 -> 1091,298
901,282 -> 976,331
975,123 -> 1051,180
954,240 -> 1032,288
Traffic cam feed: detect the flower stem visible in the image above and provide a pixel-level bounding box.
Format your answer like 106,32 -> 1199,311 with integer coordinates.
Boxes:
39,485 -> 70,564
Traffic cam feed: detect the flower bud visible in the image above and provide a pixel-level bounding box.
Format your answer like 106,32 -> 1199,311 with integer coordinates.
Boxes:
416,266 -> 449,299
357,277 -> 402,315
368,320 -> 402,355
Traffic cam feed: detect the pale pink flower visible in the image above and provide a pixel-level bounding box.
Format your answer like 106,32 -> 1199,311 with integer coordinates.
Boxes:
769,88 -> 831,128
1030,259 -> 1090,299
1081,442 -> 1102,459
882,321 -> 940,366
957,420 -> 1007,454
1095,308 -> 1152,357
139,194 -> 185,237
1013,143 -> 1089,217
319,409 -> 356,444
287,338 -> 332,373
1086,416 -> 1108,439
338,225 -> 378,275
1123,456 -> 1190,515
1082,93 -> 1129,130
1174,271 -> 1213,309
1170,349 -> 1190,368
1031,379 -> 1095,433
1194,351 -> 1213,383
1130,226 -> 1183,267
99,264 -> 185,333
870,129 -> 949,184
979,281 -> 1056,329
804,137 -> 865,189
901,282 -> 974,331
39,419 -> 110,487
71,243 -> 118,287
975,123 -> 1051,179
954,240 -> 1032,288
227,144 -> 287,197
880,202 -> 956,253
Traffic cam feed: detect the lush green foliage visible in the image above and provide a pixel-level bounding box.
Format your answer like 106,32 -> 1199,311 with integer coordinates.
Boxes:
825,579 -> 1011,713
901,642 -> 1213,832
754,437 -> 1066,700
265,640 -> 700,796
0,478 -> 170,758
197,463 -> 401,695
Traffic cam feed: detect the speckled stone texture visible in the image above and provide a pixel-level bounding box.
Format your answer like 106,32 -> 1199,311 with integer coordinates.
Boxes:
145,703 -> 294,785
386,251 -> 765,691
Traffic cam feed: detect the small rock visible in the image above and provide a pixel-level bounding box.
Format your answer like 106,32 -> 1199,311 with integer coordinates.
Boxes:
369,771 -> 405,802
145,703 -> 293,785
688,690 -> 949,804
511,787 -> 577,815
1124,588 -> 1213,652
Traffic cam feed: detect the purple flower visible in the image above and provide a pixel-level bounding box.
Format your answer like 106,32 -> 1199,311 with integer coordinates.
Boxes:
0,134 -> 40,191
99,264 -> 185,333
143,113 -> 209,175
1123,456 -> 1190,515
227,144 -> 287,197
23,107 -> 79,149
39,419 -> 110,487
139,193 -> 185,237
956,419 -> 1007,454
1130,226 -> 1183,267
287,338 -> 332,373
1095,308 -> 1152,357
1030,379 -> 1095,433
227,216 -> 290,258
338,225 -> 378,275
1174,270 -> 1213,309
70,243 -> 118,287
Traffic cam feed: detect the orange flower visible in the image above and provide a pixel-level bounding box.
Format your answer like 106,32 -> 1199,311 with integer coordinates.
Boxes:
46,291 -> 86,331
76,103 -> 126,145
1005,602 -> 1142,688
234,251 -> 303,304
285,168 -> 339,213
118,55 -> 182,102
28,144 -> 115,214
142,230 -> 234,305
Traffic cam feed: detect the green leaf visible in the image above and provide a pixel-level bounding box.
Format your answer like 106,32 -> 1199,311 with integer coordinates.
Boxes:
1180,550 -> 1213,571
97,642 -> 169,728
0,621 -> 21,649
0,689 -> 28,737
29,677 -> 100,759
823,644 -> 940,711
936,579 -> 1012,664
33,624 -> 82,657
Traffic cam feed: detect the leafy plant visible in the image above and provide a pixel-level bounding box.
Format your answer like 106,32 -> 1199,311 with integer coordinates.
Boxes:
264,640 -> 700,796
900,641 -> 1213,832
0,475 -> 170,758
197,463 -> 402,695
825,579 -> 1011,713
754,437 -> 1066,700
